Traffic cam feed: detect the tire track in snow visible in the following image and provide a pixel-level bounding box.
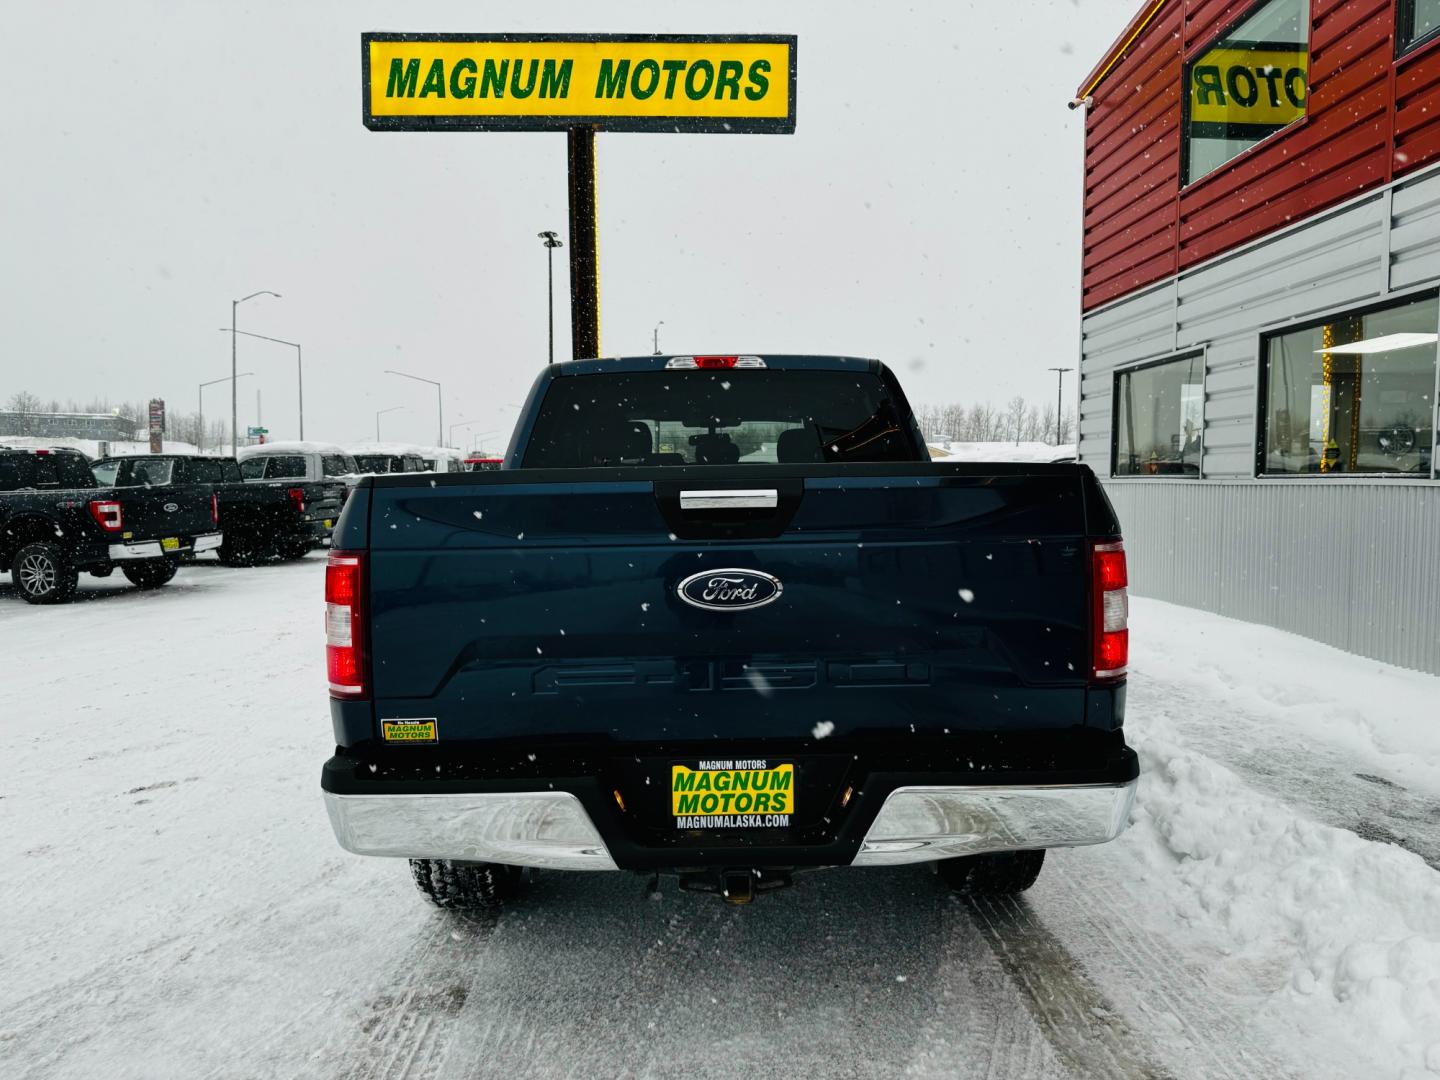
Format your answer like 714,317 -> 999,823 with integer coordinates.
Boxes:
337,867 -> 1076,1080
965,894 -> 1174,1080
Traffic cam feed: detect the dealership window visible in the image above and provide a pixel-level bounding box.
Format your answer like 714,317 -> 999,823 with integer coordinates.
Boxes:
1184,0 -> 1309,185
1399,0 -> 1440,54
1260,293 -> 1438,476
1113,354 -> 1205,476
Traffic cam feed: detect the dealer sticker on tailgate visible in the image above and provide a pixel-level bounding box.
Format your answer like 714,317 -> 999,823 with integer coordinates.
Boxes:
672,760 -> 793,829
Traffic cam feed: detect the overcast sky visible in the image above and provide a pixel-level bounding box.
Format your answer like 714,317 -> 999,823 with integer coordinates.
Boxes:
2,0 -> 1136,451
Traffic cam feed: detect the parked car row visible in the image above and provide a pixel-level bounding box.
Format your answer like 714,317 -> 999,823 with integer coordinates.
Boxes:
0,444 -> 351,604
0,446 -> 222,603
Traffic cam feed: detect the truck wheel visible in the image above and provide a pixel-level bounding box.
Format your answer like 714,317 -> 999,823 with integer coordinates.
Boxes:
217,540 -> 258,567
409,858 -> 520,911
121,559 -> 179,590
13,542 -> 80,604
937,850 -> 1045,896
278,539 -> 312,561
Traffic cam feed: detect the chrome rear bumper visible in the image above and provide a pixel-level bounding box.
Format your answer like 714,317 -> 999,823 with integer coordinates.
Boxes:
323,778 -> 1136,872
323,791 -> 618,871
850,780 -> 1137,866
107,532 -> 223,560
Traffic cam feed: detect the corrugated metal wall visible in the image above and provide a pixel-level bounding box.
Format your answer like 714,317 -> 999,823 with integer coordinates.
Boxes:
1079,166 -> 1440,674
1103,480 -> 1440,674
1080,0 -> 1440,312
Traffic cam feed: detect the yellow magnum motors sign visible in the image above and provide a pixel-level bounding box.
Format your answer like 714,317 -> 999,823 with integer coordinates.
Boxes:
1189,47 -> 1308,128
363,34 -> 797,133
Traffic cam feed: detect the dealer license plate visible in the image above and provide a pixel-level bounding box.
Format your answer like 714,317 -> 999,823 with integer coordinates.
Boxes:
161,537 -> 180,552
671,760 -> 794,829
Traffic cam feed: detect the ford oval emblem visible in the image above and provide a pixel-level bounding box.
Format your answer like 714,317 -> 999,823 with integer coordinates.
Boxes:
677,568 -> 782,612
163,502 -> 179,512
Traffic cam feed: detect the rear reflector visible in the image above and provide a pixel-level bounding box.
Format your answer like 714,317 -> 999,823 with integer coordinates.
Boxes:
288,487 -> 306,514
665,355 -> 766,370
88,499 -> 123,533
326,551 -> 366,698
1092,541 -> 1129,681
212,492 -> 219,526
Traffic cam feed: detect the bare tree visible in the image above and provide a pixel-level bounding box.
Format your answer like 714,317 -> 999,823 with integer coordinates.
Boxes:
5,391 -> 42,435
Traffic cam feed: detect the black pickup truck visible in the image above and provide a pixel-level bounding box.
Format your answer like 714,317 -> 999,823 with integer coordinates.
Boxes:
321,356 -> 1137,909
93,454 -> 342,564
1,447 -> 222,603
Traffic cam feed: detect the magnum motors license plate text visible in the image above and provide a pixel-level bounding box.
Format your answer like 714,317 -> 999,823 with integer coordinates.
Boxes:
672,760 -> 793,828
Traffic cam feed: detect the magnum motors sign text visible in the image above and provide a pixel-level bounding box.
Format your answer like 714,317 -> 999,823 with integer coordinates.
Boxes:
363,34 -> 797,133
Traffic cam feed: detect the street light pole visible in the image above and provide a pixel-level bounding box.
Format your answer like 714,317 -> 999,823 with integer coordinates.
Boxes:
385,370 -> 443,447
652,320 -> 664,355
1048,366 -> 1074,446
199,372 -> 253,453
220,328 -> 303,439
376,406 -> 405,441
231,290 -> 281,455
538,231 -> 563,364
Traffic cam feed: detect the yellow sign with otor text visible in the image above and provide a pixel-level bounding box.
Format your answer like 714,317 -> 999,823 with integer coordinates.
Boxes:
363,34 -> 796,133
1189,47 -> 1308,128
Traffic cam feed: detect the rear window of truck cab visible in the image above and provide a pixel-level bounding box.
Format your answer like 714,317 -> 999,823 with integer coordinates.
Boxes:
521,369 -> 920,467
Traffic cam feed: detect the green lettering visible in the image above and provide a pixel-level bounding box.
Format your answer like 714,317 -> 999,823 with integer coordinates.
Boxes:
480,58 -> 507,98
450,58 -> 477,99
630,58 -> 660,100
753,791 -> 772,812
386,58 -> 421,98
744,59 -> 770,101
771,790 -> 788,813
539,58 -> 573,98
510,58 -> 538,99
773,770 -> 792,791
1192,65 -> 1225,106
419,58 -> 446,99
699,793 -> 719,813
673,770 -> 696,793
732,771 -> 751,791
684,59 -> 715,100
695,771 -> 712,792
713,771 -> 732,792
734,792 -> 753,813
715,60 -> 743,100
662,59 -> 686,98
596,58 -> 630,99
677,793 -> 700,814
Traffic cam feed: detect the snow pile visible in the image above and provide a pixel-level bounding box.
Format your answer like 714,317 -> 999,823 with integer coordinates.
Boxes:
929,441 -> 1076,463
1131,599 -> 1440,788
1133,734 -> 1440,1076
0,435 -> 202,458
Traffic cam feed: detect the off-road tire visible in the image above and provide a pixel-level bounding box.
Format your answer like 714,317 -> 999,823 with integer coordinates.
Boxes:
937,850 -> 1046,896
121,559 -> 179,590
409,858 -> 520,911
277,539 -> 312,561
217,540 -> 259,567
13,541 -> 80,604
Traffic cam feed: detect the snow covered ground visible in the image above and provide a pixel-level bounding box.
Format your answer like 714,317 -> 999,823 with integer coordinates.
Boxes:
4,564 -> 1439,1078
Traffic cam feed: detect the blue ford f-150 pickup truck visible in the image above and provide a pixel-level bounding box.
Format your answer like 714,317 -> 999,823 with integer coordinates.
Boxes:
321,355 -> 1137,907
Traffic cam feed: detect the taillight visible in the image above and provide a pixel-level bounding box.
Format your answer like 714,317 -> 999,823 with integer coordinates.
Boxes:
326,551 -> 366,698
289,488 -> 306,514
1092,540 -> 1129,680
211,492 -> 219,525
665,355 -> 766,370
88,499 -> 123,533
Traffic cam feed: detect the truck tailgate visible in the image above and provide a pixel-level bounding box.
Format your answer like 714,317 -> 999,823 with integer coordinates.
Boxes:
360,466 -> 1098,746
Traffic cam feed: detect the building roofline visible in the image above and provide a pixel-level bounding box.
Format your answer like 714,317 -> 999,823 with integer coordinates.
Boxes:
1073,0 -> 1172,103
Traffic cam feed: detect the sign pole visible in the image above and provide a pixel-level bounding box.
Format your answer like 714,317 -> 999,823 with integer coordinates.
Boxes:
567,126 -> 600,361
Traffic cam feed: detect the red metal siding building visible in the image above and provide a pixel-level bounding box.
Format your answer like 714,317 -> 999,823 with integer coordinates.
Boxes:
1078,0 -> 1440,311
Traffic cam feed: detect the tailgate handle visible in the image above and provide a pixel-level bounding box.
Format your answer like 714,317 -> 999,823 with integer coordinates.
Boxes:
679,489 -> 779,510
